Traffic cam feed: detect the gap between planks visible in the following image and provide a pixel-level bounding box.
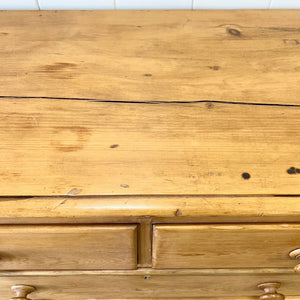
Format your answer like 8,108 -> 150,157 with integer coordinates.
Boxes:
1,95 -> 300,107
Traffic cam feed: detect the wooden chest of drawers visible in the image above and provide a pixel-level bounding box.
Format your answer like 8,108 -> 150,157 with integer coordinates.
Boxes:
0,9 -> 299,300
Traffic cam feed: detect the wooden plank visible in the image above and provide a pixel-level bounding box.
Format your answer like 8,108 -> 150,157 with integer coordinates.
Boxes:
0,225 -> 137,270
137,218 -> 152,267
0,273 -> 299,299
152,224 -> 300,269
0,98 -> 299,196
1,10 -> 300,105
0,196 -> 299,223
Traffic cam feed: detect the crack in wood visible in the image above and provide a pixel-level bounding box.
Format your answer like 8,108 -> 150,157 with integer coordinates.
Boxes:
0,96 -> 300,108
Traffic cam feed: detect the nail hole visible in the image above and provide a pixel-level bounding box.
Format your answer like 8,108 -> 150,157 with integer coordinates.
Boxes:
242,172 -> 251,180
110,144 -> 119,148
120,184 -> 129,188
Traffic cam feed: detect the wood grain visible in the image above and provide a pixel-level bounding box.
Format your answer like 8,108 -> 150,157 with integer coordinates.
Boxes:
0,273 -> 299,299
1,10 -> 300,105
137,218 -> 152,267
44,298 -> 298,300
0,97 -> 299,196
8,298 -> 296,300
153,224 -> 300,269
0,225 -> 137,270
0,196 -> 299,223
0,10 -> 299,300
0,269 -> 296,276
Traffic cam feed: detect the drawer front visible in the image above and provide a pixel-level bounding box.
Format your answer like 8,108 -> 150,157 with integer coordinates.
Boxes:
0,273 -> 299,299
0,225 -> 137,270
152,224 -> 300,269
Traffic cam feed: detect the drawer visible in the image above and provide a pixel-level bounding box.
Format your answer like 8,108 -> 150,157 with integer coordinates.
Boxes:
152,224 -> 300,269
0,272 -> 299,299
0,225 -> 137,270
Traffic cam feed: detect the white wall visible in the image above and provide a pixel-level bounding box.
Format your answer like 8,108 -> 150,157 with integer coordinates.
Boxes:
1,0 -> 300,10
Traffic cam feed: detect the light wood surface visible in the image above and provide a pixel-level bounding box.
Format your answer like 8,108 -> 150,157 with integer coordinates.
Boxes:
0,225 -> 137,270
0,273 -> 299,299
0,10 -> 300,196
1,10 -> 300,299
0,97 -> 299,196
0,196 -> 299,221
153,224 -> 300,269
10,284 -> 36,300
0,268 -> 296,276
1,10 -> 300,105
9,298 -> 298,300
0,269 -> 297,277
137,218 -> 152,267
44,298 -> 300,300
0,197 -> 299,226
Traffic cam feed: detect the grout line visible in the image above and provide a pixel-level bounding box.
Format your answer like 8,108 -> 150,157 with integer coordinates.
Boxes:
114,0 -> 117,10
268,0 -> 273,9
35,0 -> 41,10
191,0 -> 194,10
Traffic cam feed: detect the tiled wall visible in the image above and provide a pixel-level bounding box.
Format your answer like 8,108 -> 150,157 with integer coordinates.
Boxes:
1,0 -> 300,10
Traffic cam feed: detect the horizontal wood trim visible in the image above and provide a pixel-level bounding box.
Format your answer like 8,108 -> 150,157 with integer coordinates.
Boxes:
42,298 -> 298,300
0,196 -> 299,222
20,298 -> 298,300
1,10 -> 300,105
0,98 -> 299,196
0,273 -> 298,298
0,225 -> 137,270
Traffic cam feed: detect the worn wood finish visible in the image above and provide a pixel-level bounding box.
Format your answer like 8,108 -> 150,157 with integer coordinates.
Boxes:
153,224 -> 300,269
0,268 -> 296,276
0,197 -> 300,225
1,10 -> 300,105
41,298 -> 298,300
10,284 -> 36,300
1,10 -> 300,299
257,282 -> 285,300
0,273 -> 299,299
13,298 -> 298,300
137,218 -> 152,267
0,225 -> 137,270
0,98 -> 299,196
0,196 -> 299,220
